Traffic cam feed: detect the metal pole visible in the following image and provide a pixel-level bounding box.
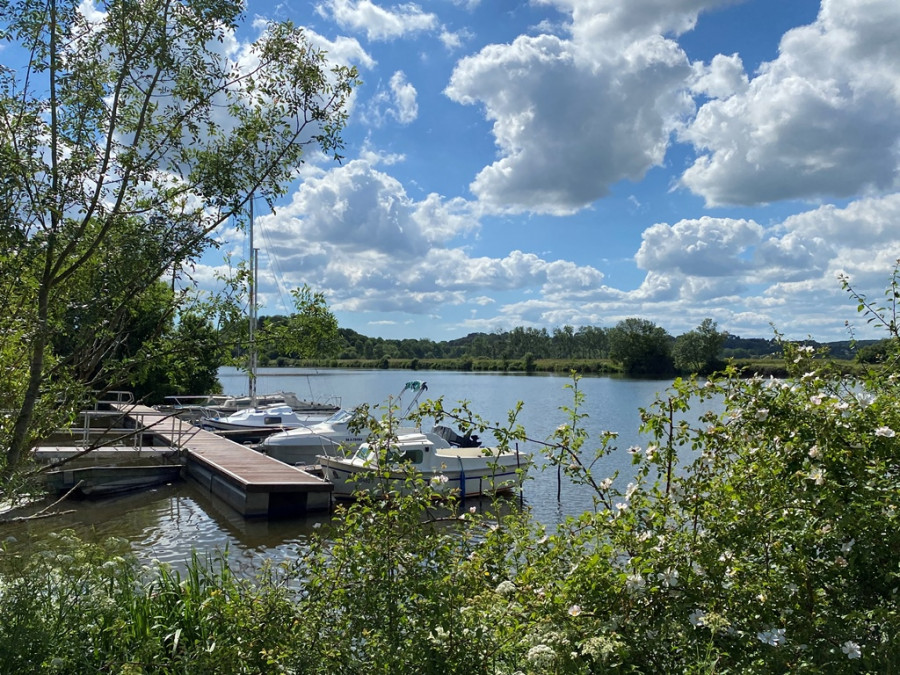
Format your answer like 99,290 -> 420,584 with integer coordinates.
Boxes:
248,199 -> 257,407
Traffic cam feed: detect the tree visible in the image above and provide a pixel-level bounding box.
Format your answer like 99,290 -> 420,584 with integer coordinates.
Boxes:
0,0 -> 357,483
672,318 -> 726,375
608,317 -> 674,376
129,311 -> 225,405
264,285 -> 341,361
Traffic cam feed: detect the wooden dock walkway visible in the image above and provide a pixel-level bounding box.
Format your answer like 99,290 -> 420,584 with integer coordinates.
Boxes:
111,403 -> 332,517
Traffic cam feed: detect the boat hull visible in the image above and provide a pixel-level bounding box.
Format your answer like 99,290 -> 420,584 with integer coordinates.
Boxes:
318,456 -> 527,499
264,435 -> 359,466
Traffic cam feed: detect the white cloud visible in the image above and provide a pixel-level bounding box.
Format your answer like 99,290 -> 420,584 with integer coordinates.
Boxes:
439,27 -> 471,50
362,71 -> 418,126
316,0 -> 438,41
690,53 -> 749,100
635,216 -> 764,276
540,0 -> 735,44
446,30 -> 693,215
222,161 -> 609,319
301,28 -> 376,70
680,0 -> 900,206
389,71 -> 418,123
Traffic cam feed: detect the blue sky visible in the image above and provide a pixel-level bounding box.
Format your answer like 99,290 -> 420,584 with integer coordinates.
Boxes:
201,0 -> 900,342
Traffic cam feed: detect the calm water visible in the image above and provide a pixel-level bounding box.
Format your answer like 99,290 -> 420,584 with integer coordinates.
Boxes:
6,369 -> 716,569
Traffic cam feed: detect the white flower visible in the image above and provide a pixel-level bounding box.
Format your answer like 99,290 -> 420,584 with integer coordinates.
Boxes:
875,426 -> 895,438
599,477 -> 613,491
526,644 -> 556,666
810,395 -> 823,405
757,628 -> 786,647
659,568 -> 679,588
625,573 -> 645,593
856,391 -> 876,406
689,609 -> 706,627
807,466 -> 826,485
614,501 -> 628,514
841,539 -> 855,553
431,474 -> 449,484
495,580 -> 516,596
428,626 -> 449,645
755,409 -> 769,421
567,604 -> 582,617
627,445 -> 641,455
625,482 -> 639,499
841,641 -> 861,659
808,445 -> 819,459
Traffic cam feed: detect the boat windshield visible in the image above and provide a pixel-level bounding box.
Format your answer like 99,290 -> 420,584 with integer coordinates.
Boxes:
326,409 -> 354,424
386,448 -> 424,465
355,444 -> 423,465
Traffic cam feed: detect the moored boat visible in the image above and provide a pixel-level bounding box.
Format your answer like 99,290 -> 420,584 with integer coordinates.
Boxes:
199,404 -> 333,432
318,431 -> 530,499
158,391 -> 340,424
259,380 -> 432,466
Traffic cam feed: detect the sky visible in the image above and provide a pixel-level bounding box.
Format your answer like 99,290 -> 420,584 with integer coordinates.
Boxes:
200,0 -> 900,343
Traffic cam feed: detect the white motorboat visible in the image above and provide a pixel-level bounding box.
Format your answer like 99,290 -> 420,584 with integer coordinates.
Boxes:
258,408 -> 420,466
199,404 -> 333,432
259,380 -> 432,466
159,392 -> 339,424
318,431 -> 530,499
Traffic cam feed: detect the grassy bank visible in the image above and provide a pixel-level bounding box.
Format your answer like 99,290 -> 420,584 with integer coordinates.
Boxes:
258,355 -> 865,379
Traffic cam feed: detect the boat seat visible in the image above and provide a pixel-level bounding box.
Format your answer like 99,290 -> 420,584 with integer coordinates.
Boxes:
432,425 -> 481,448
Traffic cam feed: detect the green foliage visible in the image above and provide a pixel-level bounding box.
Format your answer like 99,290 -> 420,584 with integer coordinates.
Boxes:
608,317 -> 675,376
0,532 -> 299,673
129,312 -> 225,404
264,285 -> 341,360
0,0 -> 356,484
673,318 -> 726,375
855,338 -> 892,364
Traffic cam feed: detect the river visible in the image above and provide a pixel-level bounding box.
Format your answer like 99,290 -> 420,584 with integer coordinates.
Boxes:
6,369 -> 716,570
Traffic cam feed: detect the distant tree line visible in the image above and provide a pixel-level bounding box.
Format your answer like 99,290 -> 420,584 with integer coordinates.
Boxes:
250,317 -> 732,377
247,314 -> 881,378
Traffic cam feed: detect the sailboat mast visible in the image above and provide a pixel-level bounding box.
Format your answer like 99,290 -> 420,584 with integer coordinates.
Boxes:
248,198 -> 258,406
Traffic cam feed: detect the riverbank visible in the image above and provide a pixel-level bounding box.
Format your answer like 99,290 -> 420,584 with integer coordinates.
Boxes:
251,355 -> 864,379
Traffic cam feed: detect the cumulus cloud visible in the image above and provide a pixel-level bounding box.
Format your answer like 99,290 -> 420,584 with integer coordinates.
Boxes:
316,0 -> 438,41
231,160 -> 608,320
446,30 -> 693,215
542,0 -> 735,43
690,53 -> 749,100
680,0 -> 900,206
635,216 -> 764,276
618,192 -> 900,336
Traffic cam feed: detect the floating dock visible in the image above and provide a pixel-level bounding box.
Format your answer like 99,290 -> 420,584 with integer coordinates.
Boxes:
110,403 -> 332,517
